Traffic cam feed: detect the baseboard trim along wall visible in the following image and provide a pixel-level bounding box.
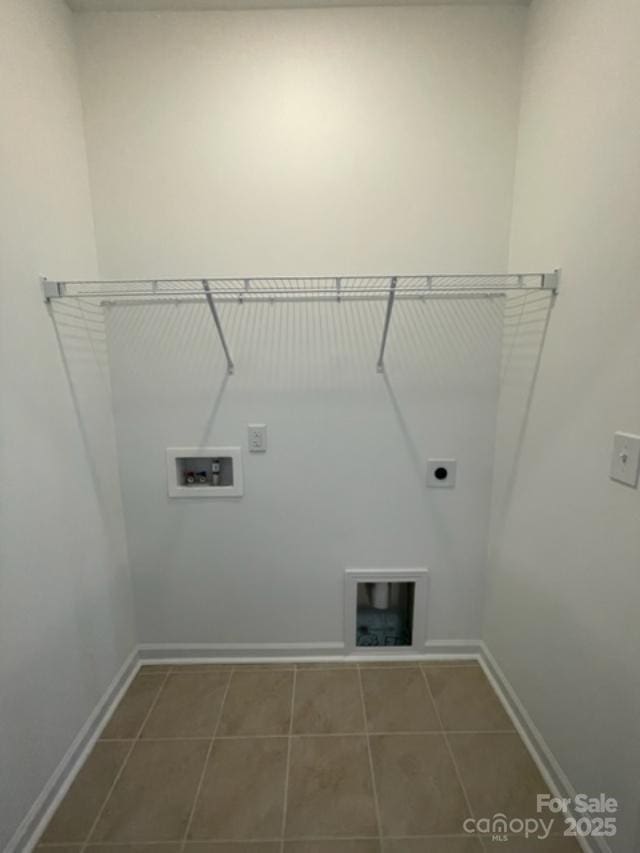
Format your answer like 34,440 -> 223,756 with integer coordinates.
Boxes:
7,649 -> 139,853
12,641 -> 605,853
138,641 -> 346,661
479,642 -> 608,853
138,639 -> 482,662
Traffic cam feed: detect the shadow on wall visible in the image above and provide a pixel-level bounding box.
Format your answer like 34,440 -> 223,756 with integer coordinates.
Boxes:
490,289 -> 555,544
53,292 -> 510,495
47,291 -> 548,523
102,293 -> 506,403
104,296 -> 391,390
48,298 -> 129,568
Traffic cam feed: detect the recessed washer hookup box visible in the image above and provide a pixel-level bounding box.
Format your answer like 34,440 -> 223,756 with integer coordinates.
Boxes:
166,447 -> 243,498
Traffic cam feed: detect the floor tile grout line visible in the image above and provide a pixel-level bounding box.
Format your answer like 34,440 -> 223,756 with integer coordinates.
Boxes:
39,831 -> 493,847
80,668 -> 172,851
99,736 -> 212,742
419,667 -> 484,852
356,665 -> 383,846
178,666 -> 235,852
98,728 -> 516,742
279,666 -> 297,851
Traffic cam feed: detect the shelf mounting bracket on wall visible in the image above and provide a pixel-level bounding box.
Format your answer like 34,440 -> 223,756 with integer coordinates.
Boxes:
541,269 -> 561,293
202,279 -> 234,375
376,276 -> 398,373
41,276 -> 66,301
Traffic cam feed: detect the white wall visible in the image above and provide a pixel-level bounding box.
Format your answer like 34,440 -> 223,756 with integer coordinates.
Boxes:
75,5 -> 526,647
75,5 -> 526,278
484,2 -> 640,850
0,1 -> 136,847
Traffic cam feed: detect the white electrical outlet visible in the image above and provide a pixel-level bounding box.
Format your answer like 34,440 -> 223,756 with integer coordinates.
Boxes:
248,424 -> 267,453
610,432 -> 640,487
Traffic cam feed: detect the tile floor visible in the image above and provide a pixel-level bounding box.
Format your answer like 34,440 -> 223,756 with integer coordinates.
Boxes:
36,661 -> 580,852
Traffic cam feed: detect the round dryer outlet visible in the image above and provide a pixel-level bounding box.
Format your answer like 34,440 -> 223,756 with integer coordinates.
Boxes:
426,459 -> 457,488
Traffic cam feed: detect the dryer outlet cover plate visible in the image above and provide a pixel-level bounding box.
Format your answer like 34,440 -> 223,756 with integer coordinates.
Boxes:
427,459 -> 457,488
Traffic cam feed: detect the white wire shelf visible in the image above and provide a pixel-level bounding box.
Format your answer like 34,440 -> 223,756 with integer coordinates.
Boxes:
41,272 -> 559,374
42,273 -> 558,303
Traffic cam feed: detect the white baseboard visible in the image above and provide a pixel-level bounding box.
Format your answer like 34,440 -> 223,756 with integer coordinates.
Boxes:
6,648 -> 140,853
138,641 -> 346,662
479,642 -> 610,853
138,639 -> 483,664
424,638 -> 483,656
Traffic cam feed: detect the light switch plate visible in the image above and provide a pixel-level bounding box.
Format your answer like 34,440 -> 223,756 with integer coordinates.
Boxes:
610,432 -> 640,487
248,424 -> 267,452
427,459 -> 456,488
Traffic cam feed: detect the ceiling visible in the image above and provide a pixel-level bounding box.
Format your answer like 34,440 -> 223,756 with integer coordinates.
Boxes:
67,0 -> 530,12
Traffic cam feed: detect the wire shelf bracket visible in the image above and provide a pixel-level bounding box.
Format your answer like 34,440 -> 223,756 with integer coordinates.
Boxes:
376,276 -> 398,373
202,279 -> 234,375
40,270 -> 560,373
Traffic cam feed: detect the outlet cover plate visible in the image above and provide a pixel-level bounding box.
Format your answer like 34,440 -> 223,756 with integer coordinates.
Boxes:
248,424 -> 267,452
427,459 -> 457,488
610,432 -> 640,487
